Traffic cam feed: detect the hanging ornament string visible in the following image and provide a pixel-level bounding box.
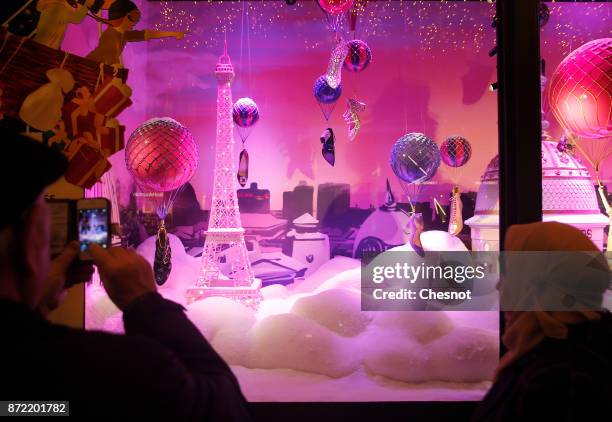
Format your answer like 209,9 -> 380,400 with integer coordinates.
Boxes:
326,13 -> 344,40
247,4 -> 254,92
235,5 -> 259,188
239,0 -> 245,78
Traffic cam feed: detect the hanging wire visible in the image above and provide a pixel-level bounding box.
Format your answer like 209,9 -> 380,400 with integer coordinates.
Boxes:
158,184 -> 186,220
239,0 -> 245,74
247,2 -> 253,91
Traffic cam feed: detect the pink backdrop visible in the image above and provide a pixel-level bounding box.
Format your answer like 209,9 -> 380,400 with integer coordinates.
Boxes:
62,1 -> 611,210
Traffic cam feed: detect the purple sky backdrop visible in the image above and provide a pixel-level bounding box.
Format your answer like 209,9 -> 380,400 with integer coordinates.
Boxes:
62,1 -> 611,210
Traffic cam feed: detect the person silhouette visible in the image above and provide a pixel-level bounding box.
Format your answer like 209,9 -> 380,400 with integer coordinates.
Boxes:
34,0 -> 103,49
86,0 -> 184,66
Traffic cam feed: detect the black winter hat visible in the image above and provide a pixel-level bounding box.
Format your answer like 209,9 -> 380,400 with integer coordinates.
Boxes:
0,131 -> 68,231
108,0 -> 138,21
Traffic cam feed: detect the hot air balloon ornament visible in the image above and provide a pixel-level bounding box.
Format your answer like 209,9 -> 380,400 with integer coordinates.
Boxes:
389,132 -> 441,212
548,38 -> 612,249
125,117 -> 199,285
314,75 -> 342,122
232,97 -> 260,187
343,39 -> 372,73
440,135 -> 472,235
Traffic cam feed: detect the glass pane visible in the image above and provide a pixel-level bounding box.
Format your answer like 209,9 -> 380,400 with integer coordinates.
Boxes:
79,0 -> 501,402
539,2 -> 611,309
540,3 -> 612,254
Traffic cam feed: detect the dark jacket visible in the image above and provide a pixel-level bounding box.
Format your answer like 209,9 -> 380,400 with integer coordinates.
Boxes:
0,293 -> 252,421
472,312 -> 612,422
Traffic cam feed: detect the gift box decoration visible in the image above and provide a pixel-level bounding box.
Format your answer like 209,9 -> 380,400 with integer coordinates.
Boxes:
92,77 -> 133,118
64,142 -> 111,189
64,132 -> 99,160
61,86 -> 106,139
97,118 -> 126,157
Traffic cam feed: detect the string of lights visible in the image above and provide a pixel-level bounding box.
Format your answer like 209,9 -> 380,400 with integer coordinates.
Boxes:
152,1 -> 610,57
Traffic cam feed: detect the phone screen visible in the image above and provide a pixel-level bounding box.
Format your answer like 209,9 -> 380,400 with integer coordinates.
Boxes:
78,208 -> 109,253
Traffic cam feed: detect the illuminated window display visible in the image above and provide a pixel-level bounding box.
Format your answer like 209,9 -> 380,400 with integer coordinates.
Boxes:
0,0 -> 609,406
83,1 -> 609,402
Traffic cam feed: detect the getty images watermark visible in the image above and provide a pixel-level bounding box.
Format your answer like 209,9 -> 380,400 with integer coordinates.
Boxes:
360,251 -> 611,312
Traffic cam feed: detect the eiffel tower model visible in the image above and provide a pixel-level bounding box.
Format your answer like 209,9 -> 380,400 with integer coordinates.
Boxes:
186,40 -> 261,309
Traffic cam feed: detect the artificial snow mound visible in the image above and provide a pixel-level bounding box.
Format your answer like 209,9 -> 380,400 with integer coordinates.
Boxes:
186,297 -> 256,341
260,284 -> 290,300
428,327 -> 499,382
290,256 -> 360,293
361,324 -> 499,384
361,334 -> 435,383
248,313 -> 360,378
86,244 -> 500,387
291,289 -> 372,337
371,311 -> 455,343
85,287 -> 120,329
211,326 -> 254,366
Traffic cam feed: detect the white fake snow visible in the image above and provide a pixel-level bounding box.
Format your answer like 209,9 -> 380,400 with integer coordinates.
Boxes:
86,234 -> 499,401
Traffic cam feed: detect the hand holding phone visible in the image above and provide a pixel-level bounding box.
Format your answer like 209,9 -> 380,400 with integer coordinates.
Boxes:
88,245 -> 157,310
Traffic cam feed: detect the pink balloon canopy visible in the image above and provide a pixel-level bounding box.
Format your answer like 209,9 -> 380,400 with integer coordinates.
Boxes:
125,117 -> 199,192
318,0 -> 354,17
548,38 -> 612,139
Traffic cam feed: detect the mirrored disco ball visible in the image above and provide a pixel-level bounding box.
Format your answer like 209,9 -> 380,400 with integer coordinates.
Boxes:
389,132 -> 441,184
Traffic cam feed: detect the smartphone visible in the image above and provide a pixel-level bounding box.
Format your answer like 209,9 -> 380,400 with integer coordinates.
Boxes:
77,198 -> 111,260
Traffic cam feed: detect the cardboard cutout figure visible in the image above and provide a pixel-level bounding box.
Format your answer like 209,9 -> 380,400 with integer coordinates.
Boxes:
86,0 -> 184,66
33,0 -> 103,49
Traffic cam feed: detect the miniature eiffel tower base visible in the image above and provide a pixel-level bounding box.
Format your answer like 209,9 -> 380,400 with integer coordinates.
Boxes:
188,228 -> 262,310
185,279 -> 262,310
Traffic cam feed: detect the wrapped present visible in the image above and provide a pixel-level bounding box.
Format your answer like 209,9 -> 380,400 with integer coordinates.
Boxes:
97,118 -> 125,157
64,142 -> 111,189
92,77 -> 133,118
64,132 -> 98,160
62,86 -> 106,138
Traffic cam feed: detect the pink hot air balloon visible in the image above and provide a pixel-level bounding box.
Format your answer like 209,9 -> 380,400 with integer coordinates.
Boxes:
440,136 -> 472,168
318,0 -> 354,16
125,117 -> 199,286
125,117 -> 198,193
548,38 -> 611,140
